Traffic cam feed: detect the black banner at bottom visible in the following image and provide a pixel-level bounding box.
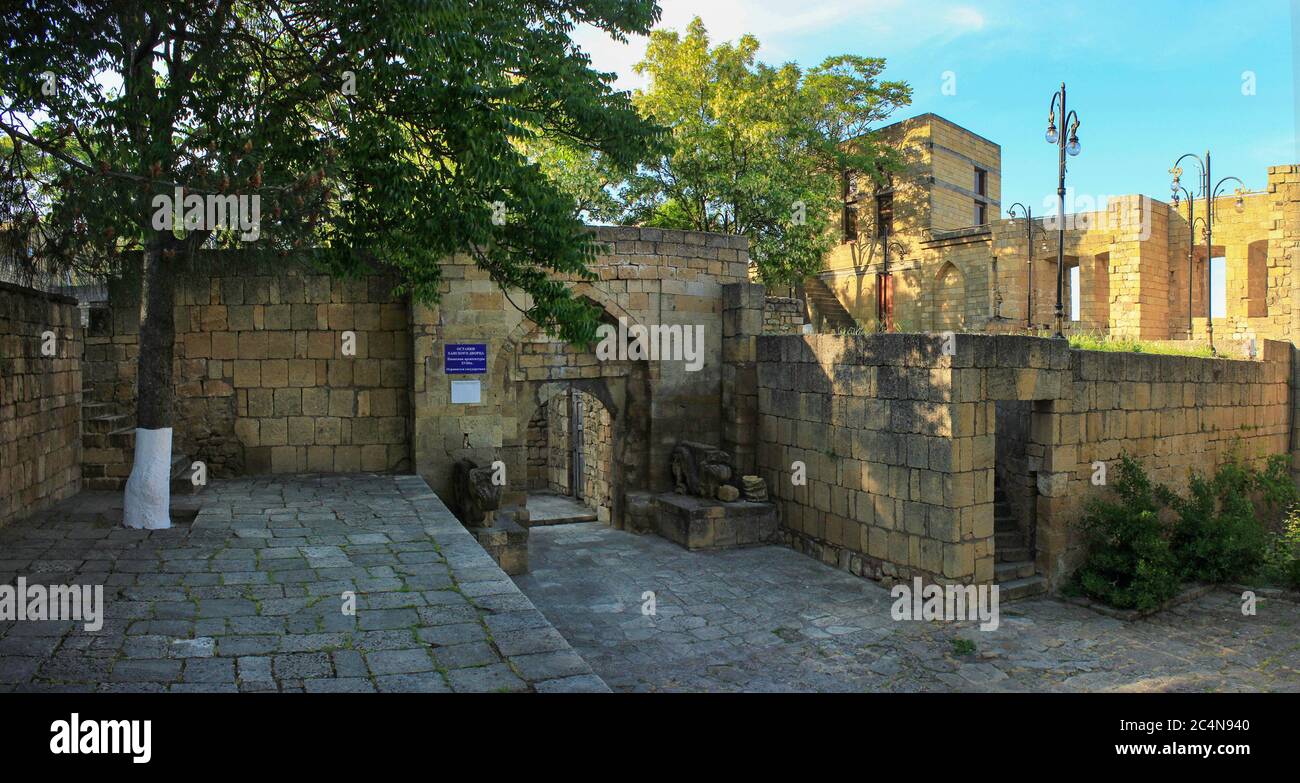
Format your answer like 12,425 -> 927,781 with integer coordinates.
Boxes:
0,692 -> 1286,770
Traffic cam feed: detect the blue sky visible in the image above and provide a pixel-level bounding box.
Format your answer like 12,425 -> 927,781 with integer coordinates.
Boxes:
576,0 -> 1298,216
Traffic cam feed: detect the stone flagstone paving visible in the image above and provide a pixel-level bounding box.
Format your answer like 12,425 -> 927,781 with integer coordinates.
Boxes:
0,474 -> 606,693
514,522 -> 1300,692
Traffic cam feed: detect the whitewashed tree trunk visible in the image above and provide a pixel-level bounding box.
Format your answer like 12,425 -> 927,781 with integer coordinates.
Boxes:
123,242 -> 176,529
123,427 -> 172,529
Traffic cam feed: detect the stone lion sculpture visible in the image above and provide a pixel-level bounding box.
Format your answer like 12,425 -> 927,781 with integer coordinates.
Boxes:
670,441 -> 733,499
451,458 -> 501,528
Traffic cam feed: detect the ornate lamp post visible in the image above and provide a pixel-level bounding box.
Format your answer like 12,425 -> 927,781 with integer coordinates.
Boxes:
1045,82 -> 1082,338
876,236 -> 907,332
1168,178 -> 1207,340
1007,202 -> 1049,329
1169,151 -> 1246,356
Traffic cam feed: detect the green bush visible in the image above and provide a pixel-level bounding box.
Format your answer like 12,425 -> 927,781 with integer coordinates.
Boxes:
1074,456 -> 1181,611
1077,452 -> 1300,608
1166,460 -> 1268,583
1261,507 -> 1300,589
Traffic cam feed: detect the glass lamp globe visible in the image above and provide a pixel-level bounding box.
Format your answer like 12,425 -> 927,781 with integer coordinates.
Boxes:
1066,138 -> 1081,157
1045,127 -> 1058,144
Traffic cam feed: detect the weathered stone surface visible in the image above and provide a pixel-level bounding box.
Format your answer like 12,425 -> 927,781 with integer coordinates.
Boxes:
450,458 -> 501,528
670,441 -> 734,499
517,521 -> 1300,693
653,492 -> 777,551
741,475 -> 767,502
0,475 -> 604,693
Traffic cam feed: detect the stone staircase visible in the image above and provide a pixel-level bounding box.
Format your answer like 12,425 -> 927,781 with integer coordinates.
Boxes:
81,398 -> 201,495
800,276 -> 860,332
994,478 -> 1046,601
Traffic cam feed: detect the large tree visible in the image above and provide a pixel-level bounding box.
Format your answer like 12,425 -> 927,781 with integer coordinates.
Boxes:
0,0 -> 662,527
622,17 -> 910,286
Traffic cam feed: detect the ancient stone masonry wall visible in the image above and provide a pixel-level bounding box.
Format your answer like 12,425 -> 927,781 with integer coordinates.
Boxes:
762,296 -> 806,334
578,389 -> 613,522
753,332 -> 1294,588
0,282 -> 82,527
413,226 -> 749,529
1045,342 -> 1294,579
83,254 -> 412,479
754,333 -> 1066,586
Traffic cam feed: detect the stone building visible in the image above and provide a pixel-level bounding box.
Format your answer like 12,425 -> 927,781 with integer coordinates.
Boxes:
4,137 -> 1299,597
813,113 -> 1300,350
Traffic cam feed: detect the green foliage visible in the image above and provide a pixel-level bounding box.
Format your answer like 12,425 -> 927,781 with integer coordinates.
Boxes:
621,18 -> 910,287
1166,461 -> 1268,583
1253,454 -> 1298,512
949,638 -> 975,656
1074,456 -> 1181,611
0,0 -> 666,343
1261,506 -> 1300,589
1077,452 -> 1300,608
1066,332 -> 1214,358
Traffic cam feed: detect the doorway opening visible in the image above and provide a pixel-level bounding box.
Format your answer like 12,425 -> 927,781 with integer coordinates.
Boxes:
992,399 -> 1046,591
525,386 -> 613,525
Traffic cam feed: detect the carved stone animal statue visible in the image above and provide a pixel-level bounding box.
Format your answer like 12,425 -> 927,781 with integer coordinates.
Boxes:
670,441 -> 733,499
451,458 -> 501,527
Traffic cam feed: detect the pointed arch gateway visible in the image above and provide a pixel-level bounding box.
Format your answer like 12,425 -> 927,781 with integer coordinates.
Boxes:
494,286 -> 652,530
932,261 -> 966,331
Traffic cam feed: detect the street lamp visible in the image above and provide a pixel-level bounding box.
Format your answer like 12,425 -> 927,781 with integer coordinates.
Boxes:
876,235 -> 908,332
1169,150 -> 1246,356
1007,202 -> 1050,330
1168,177 -> 1208,340
1045,82 -> 1082,338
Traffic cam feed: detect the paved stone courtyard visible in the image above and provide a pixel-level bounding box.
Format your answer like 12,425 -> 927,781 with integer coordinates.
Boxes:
515,523 -> 1300,692
0,475 -> 605,693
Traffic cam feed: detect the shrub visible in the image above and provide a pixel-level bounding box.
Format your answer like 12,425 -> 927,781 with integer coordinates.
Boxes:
1166,463 -> 1268,583
1261,507 -> 1300,589
1252,454 -> 1298,514
1074,456 -> 1181,611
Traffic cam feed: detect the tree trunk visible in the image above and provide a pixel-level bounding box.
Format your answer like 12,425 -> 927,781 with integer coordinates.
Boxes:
123,240 -> 176,529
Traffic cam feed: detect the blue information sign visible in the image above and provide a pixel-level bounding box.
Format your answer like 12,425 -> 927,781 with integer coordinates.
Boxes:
444,343 -> 488,374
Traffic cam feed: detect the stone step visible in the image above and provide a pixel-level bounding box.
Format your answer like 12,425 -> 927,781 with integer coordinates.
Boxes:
996,560 -> 1035,581
83,413 -> 133,435
995,530 -> 1024,546
998,575 -> 1048,602
996,546 -> 1031,563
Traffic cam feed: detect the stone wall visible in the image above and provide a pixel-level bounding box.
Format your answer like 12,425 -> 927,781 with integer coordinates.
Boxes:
525,405 -> 548,490
578,389 -> 613,522
0,282 -> 82,527
1045,342 -> 1293,577
412,226 -> 750,528
753,332 -> 1294,588
84,254 -> 412,479
762,296 -> 806,334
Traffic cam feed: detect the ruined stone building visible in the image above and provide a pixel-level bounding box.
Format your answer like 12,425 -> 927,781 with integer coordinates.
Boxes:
812,113 -> 1300,350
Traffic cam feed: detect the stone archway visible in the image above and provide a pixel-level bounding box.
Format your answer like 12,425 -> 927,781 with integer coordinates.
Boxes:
493,298 -> 651,530
933,261 -> 966,331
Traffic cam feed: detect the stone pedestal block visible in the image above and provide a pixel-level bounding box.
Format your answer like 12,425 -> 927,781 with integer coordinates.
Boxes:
654,493 -> 777,551
471,515 -> 529,575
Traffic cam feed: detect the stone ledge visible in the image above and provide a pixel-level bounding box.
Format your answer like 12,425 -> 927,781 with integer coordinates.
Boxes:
654,492 -> 778,550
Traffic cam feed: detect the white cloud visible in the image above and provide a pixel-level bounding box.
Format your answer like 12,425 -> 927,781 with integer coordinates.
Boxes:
945,6 -> 987,32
